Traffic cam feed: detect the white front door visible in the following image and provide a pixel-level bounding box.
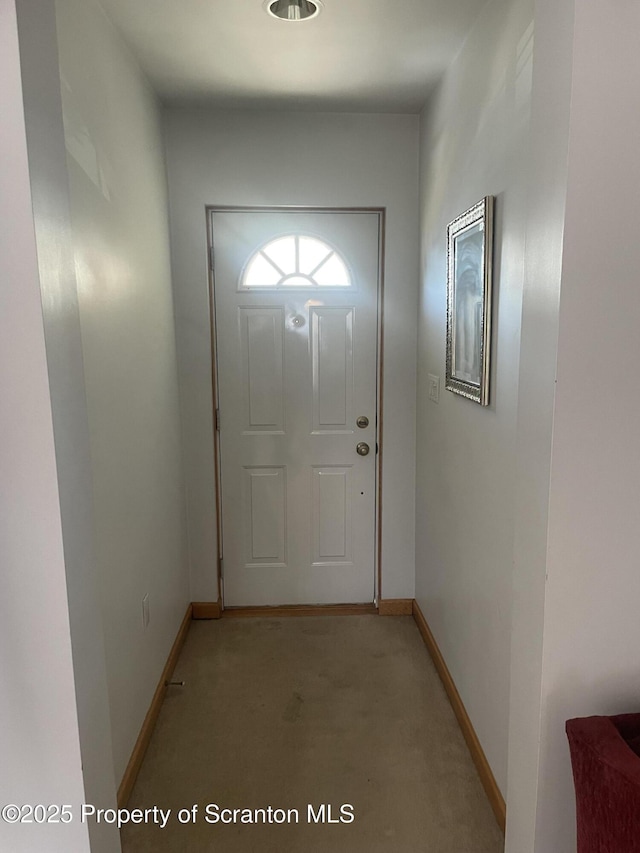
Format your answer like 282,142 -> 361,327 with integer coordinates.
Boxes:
211,209 -> 381,606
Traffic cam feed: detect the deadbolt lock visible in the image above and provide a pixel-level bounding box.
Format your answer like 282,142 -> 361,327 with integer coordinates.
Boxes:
356,416 -> 369,429
356,442 -> 370,457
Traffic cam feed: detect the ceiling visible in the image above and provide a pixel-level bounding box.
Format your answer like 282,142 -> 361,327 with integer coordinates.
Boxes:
99,0 -> 486,113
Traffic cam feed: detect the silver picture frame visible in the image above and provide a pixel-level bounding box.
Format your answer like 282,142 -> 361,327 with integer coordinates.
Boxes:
445,196 -> 494,406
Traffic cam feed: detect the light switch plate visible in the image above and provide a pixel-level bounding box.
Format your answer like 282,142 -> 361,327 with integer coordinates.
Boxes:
428,374 -> 440,403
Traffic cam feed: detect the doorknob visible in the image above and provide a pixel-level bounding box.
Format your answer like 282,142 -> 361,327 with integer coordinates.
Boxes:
356,442 -> 370,456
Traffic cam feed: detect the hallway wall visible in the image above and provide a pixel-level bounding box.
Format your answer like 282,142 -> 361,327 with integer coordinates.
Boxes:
164,110 -> 420,604
1,3 -> 95,850
415,0 -> 533,795
528,1 -> 640,848
55,0 -> 190,784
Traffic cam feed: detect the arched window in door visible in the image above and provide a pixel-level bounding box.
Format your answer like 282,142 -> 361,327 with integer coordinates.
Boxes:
241,235 -> 352,289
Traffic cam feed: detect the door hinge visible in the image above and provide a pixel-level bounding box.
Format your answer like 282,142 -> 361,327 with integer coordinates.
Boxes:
215,408 -> 220,432
209,245 -> 215,271
219,557 -> 224,578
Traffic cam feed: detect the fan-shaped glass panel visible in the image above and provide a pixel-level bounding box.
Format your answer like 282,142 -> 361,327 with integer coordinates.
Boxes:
313,252 -> 350,287
263,236 -> 296,272
299,236 -> 332,274
282,275 -> 314,287
243,253 -> 282,287
241,235 -> 352,289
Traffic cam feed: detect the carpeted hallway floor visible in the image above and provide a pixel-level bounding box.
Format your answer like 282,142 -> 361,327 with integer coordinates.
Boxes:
121,615 -> 504,852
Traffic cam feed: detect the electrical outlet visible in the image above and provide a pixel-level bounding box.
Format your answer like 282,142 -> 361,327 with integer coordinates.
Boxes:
142,593 -> 150,629
428,374 -> 440,403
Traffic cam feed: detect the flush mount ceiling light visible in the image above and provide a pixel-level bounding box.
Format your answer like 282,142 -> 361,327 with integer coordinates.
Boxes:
265,0 -> 323,21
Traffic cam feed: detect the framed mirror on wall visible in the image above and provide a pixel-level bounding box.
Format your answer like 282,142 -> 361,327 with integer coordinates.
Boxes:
445,196 -> 494,406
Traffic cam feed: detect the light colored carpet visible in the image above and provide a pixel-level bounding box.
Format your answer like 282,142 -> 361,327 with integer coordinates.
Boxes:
121,615 -> 504,852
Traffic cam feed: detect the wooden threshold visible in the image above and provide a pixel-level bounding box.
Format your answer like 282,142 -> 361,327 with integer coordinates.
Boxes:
117,604 -> 192,808
192,599 -> 222,619
378,598 -> 413,616
412,600 -> 506,833
223,603 -> 378,618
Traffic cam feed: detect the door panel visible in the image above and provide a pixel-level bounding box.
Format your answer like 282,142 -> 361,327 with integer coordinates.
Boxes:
239,307 -> 285,433
212,209 -> 380,606
311,307 -> 354,432
313,466 -> 352,565
242,466 -> 287,566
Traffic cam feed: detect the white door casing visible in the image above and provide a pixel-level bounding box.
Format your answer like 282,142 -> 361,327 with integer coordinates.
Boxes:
211,209 -> 382,606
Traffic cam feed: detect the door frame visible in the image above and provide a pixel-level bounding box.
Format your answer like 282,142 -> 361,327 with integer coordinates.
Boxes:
205,205 -> 386,609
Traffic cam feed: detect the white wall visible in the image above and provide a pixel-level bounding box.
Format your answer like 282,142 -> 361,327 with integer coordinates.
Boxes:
55,0 -> 189,783
529,1 -> 640,849
5,0 -> 120,850
416,0 -> 533,796
0,4 -> 92,850
504,0 -> 574,846
164,110 -> 420,603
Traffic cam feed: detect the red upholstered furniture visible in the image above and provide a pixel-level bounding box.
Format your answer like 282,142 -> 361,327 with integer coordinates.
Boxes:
566,713 -> 640,853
